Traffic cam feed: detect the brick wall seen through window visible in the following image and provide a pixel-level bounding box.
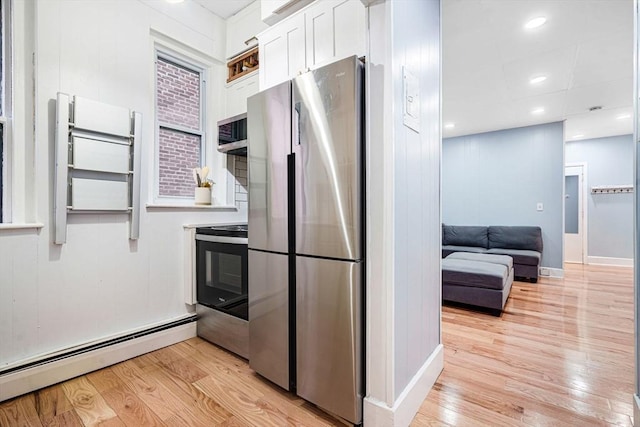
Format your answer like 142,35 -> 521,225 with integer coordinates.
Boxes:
156,55 -> 204,198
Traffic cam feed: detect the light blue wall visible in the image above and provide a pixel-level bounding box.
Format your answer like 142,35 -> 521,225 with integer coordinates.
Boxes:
443,122 -> 564,269
565,134 -> 634,259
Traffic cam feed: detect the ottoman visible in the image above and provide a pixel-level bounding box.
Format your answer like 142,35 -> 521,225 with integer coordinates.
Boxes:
442,252 -> 514,314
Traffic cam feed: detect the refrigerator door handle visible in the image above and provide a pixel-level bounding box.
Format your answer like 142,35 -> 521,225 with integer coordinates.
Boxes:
293,102 -> 301,146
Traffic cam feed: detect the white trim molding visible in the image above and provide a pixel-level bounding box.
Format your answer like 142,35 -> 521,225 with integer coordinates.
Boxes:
363,344 -> 444,427
587,256 -> 634,267
538,267 -> 564,278
0,321 -> 196,402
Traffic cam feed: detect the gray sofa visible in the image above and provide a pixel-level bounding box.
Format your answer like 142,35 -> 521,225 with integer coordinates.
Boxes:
442,225 -> 543,282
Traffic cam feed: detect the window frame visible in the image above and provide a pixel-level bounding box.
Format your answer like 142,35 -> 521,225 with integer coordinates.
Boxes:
1,0 -> 12,223
154,49 -> 207,201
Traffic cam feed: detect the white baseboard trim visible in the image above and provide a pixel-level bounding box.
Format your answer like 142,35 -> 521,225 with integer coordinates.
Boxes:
539,267 -> 564,279
0,321 -> 196,402
587,256 -> 634,267
364,344 -> 444,426
634,394 -> 639,426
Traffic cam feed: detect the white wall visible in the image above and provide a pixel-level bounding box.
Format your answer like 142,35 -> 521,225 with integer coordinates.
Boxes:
365,0 -> 442,425
566,135 -> 634,260
0,0 -> 247,370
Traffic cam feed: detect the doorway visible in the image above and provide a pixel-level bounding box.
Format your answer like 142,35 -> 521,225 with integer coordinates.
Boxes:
564,164 -> 587,264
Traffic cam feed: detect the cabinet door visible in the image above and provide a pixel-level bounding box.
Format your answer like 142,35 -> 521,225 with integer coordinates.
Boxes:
259,13 -> 306,90
305,0 -> 365,70
226,2 -> 268,59
226,73 -> 259,117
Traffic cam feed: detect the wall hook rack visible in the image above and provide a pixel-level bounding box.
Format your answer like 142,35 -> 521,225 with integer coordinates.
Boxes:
590,185 -> 634,194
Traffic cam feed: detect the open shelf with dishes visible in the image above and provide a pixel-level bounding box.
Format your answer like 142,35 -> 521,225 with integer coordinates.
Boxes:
227,47 -> 259,83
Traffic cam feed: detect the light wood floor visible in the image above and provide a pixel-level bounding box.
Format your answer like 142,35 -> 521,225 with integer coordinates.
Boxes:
0,263 -> 634,426
415,263 -> 635,426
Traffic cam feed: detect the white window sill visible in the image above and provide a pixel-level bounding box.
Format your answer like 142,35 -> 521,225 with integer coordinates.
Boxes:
146,203 -> 238,211
0,222 -> 44,230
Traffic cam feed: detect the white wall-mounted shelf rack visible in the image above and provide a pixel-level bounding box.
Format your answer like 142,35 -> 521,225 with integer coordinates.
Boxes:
590,185 -> 634,194
54,94 -> 142,244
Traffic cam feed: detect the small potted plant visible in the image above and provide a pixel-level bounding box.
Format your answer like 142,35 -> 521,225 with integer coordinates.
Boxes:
193,166 -> 214,205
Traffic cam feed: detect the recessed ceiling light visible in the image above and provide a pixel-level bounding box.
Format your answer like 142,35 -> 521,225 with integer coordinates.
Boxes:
444,123 -> 455,129
530,76 -> 547,84
531,108 -> 545,115
617,114 -> 631,120
525,17 -> 547,29
572,134 -> 584,139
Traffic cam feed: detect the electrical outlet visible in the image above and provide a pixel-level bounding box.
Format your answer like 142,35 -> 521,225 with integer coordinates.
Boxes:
536,202 -> 544,211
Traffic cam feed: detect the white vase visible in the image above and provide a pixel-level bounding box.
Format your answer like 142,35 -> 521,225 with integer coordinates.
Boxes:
194,187 -> 211,205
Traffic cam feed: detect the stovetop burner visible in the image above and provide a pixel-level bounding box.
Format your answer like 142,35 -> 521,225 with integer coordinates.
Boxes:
195,224 -> 248,238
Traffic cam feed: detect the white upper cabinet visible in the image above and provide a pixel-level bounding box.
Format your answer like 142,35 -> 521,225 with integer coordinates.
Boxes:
226,1 -> 269,60
261,0 -> 314,25
305,0 -> 366,69
258,0 -> 365,90
259,12 -> 306,90
226,73 -> 260,118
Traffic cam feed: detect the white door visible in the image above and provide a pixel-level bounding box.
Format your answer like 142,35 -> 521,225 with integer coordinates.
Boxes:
564,165 -> 586,263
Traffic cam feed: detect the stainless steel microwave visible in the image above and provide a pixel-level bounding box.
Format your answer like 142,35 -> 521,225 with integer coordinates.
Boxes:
217,113 -> 247,156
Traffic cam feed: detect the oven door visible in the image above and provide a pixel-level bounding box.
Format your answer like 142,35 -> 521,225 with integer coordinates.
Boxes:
196,237 -> 248,319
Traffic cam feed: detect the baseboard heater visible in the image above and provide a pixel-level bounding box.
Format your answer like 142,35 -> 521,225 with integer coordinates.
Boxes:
0,315 -> 197,401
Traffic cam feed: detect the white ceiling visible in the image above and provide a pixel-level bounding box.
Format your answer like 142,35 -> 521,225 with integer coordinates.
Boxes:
442,0 -> 634,141
192,0 -> 253,19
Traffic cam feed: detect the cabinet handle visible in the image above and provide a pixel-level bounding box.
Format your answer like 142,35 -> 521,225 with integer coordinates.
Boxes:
244,36 -> 258,46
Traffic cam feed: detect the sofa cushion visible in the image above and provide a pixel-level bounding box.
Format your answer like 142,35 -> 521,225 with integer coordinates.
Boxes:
488,226 -> 543,252
442,258 -> 508,290
443,245 -> 488,255
487,248 -> 541,266
443,225 -> 489,248
447,252 -> 513,270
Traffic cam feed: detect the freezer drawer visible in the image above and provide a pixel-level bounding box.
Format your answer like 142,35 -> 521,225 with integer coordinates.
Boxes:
248,250 -> 290,390
247,82 -> 291,254
296,256 -> 362,424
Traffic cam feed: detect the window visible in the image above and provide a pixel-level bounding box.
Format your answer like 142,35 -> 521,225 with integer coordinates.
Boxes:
155,52 -> 205,199
0,0 -> 11,222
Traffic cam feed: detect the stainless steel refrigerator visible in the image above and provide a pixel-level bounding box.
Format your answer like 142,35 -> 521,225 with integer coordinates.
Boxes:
247,56 -> 364,425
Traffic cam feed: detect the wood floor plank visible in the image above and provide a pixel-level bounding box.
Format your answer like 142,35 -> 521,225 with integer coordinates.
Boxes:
92,415 -> 127,426
110,359 -> 184,421
0,395 -> 43,427
163,409 -> 213,427
216,415 -> 253,426
33,384 -> 74,426
184,342 -> 338,426
149,366 -> 233,424
40,409 -> 84,427
61,376 -> 117,426
86,367 -> 126,393
100,384 -> 164,427
193,375 -> 297,426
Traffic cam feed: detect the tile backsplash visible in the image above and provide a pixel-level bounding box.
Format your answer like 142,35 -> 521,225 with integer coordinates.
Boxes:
232,156 -> 247,210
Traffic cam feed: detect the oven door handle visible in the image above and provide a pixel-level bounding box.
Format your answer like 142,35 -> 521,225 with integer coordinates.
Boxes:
195,234 -> 248,244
